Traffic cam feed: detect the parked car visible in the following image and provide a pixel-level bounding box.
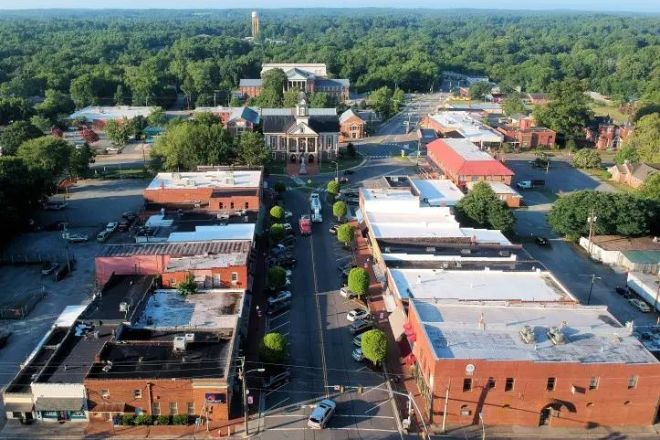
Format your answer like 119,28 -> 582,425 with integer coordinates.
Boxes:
122,211 -> 138,221
0,329 -> 12,348
352,333 -> 363,347
117,220 -> 130,232
44,201 -> 68,211
329,224 -> 340,235
535,236 -> 549,246
350,319 -> 373,335
97,230 -> 111,242
352,347 -> 364,362
628,298 -> 651,313
347,309 -> 370,322
62,232 -> 88,243
45,221 -> 68,231
267,300 -> 290,316
284,210 -> 293,219
281,236 -> 296,246
340,287 -> 355,299
276,257 -> 298,269
307,399 -> 336,429
268,291 -> 293,306
339,177 -> 349,184
41,262 -> 59,276
283,223 -> 294,234
106,222 -> 118,232
343,169 -> 354,175
263,369 -> 290,389
53,263 -> 70,281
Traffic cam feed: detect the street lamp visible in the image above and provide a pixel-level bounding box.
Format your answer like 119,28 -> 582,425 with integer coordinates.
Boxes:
586,274 -> 601,305
587,213 -> 598,257
239,361 -> 265,436
331,160 -> 339,182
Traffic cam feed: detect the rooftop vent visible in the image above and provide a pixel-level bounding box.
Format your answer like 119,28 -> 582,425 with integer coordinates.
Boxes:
547,327 -> 566,345
519,325 -> 535,344
173,336 -> 187,352
184,333 -> 195,342
119,302 -> 128,312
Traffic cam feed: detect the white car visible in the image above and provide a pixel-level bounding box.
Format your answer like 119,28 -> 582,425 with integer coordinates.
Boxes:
347,308 -> 370,322
62,232 -> 88,243
106,222 -> 118,232
283,223 -> 293,232
307,399 -> 336,429
284,210 -> 293,219
352,347 -> 364,362
340,287 -> 355,298
352,333 -> 363,347
628,298 -> 651,313
268,291 -> 292,306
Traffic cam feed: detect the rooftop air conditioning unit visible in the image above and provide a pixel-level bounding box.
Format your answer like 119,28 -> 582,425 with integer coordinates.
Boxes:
184,333 -> 195,342
119,302 -> 128,312
547,326 -> 566,345
173,336 -> 187,352
519,325 -> 535,344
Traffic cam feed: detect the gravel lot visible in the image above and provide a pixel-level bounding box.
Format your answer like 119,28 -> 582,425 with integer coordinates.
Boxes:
0,178 -> 148,426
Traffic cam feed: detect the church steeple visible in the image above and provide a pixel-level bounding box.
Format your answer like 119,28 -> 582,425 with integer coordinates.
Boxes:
295,91 -> 308,117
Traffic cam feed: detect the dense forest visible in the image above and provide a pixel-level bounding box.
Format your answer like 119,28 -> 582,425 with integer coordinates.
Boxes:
0,8 -> 657,115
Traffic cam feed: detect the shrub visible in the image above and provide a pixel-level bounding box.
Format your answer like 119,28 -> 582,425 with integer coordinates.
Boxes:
134,414 -> 151,425
327,180 -> 340,195
361,329 -> 388,365
260,332 -> 288,363
177,273 -> 198,296
172,414 -> 189,425
348,267 -> 370,298
267,266 -> 287,290
337,223 -> 355,246
572,148 -> 601,169
270,205 -> 284,220
156,415 -> 170,425
121,414 -> 136,426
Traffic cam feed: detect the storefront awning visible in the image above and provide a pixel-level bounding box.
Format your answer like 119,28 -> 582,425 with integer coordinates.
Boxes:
89,402 -> 127,413
388,306 -> 408,341
35,397 -> 85,412
4,401 -> 34,413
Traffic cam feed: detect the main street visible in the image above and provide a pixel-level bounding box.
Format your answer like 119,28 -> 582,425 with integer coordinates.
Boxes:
254,173 -> 412,440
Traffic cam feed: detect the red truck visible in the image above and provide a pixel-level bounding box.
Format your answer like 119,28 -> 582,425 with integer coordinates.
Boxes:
299,215 -> 312,236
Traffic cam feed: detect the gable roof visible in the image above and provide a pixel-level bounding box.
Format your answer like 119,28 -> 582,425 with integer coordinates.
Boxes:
263,115 -> 295,133
339,108 -> 364,124
427,138 -> 514,177
286,67 -> 315,80
229,106 -> 260,125
631,163 -> 660,181
239,79 -> 262,87
309,116 -> 340,133
316,78 -> 350,88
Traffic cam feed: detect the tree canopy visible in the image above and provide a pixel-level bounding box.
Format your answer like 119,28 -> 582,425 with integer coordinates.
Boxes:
572,149 -> 602,169
17,136 -> 73,176
267,265 -> 287,290
623,113 -> 660,163
533,79 -> 593,140
0,121 -> 43,155
361,329 -> 388,365
260,332 -> 287,363
456,181 -> 515,233
348,267 -> 370,298
337,223 -> 355,246
333,201 -> 347,221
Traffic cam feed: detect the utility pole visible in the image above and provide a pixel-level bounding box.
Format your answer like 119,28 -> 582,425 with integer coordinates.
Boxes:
441,378 -> 451,432
239,357 -> 248,436
587,212 -> 598,258
587,274 -> 601,305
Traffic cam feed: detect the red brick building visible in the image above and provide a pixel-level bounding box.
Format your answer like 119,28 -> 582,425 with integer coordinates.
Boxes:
406,299 -> 660,429
427,138 -> 514,188
95,241 -> 251,288
85,329 -> 235,428
497,117 -> 556,149
339,109 -> 366,142
143,169 -> 263,213
193,106 -> 261,137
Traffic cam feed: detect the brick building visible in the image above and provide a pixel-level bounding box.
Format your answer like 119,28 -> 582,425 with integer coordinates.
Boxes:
192,106 -> 260,136
607,162 -> 659,189
426,138 -> 514,188
239,63 -> 350,102
497,117 -> 556,149
338,108 -> 366,142
143,169 -> 263,213
95,241 -> 251,288
406,299 -> 660,428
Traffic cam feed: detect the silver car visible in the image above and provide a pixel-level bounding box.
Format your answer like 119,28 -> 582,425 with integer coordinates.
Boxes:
307,399 -> 336,429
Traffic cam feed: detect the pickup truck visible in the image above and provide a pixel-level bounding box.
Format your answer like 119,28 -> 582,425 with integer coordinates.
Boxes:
516,179 -> 545,189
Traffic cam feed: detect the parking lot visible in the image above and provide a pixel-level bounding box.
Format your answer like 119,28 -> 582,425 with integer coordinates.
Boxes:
0,178 -> 147,426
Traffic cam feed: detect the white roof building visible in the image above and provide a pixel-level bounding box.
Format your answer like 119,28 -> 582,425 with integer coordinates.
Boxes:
410,178 -> 464,206
146,170 -> 262,191
389,268 -> 575,302
167,224 -> 256,242
428,111 -> 503,145
69,105 -> 156,122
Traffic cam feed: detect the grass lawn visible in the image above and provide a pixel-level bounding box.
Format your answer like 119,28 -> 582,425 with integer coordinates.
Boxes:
583,168 -> 634,193
96,167 -> 153,180
590,103 -> 629,125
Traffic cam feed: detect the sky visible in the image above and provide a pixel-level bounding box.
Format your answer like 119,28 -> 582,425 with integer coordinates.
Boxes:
0,1 -> 658,13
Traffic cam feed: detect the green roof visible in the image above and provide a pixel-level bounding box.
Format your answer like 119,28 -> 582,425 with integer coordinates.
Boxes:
622,250 -> 660,265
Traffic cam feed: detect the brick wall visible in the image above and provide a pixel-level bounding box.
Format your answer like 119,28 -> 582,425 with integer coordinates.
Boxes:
240,86 -> 262,98
143,187 -> 260,213
339,116 -> 366,142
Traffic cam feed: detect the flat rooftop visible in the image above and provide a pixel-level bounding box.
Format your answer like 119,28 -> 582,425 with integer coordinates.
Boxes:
410,179 -> 464,206
100,241 -> 251,267
589,235 -> 660,252
412,300 -> 658,364
467,180 -> 521,196
146,170 -> 262,191
36,325 -> 115,384
390,268 -> 573,302
69,105 -> 155,121
429,112 -> 503,142
87,332 -> 233,380
81,275 -> 156,323
168,224 -> 255,242
136,289 -> 243,330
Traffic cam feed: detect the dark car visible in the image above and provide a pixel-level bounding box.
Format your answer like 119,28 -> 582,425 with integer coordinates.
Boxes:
122,211 -> 138,221
343,169 -> 354,175
45,221 -> 68,231
329,224 -> 340,235
277,257 -> 298,268
615,286 -> 631,298
53,263 -> 70,281
281,236 -> 296,246
339,177 -> 349,184
535,236 -> 549,246
117,220 -> 130,232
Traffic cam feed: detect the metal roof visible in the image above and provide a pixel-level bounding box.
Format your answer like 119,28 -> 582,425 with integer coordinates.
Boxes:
100,241 -> 251,259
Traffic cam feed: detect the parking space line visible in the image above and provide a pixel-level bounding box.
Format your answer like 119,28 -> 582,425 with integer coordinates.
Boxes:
265,383 -> 289,397
269,320 -> 290,332
335,414 -> 395,419
265,397 -> 291,413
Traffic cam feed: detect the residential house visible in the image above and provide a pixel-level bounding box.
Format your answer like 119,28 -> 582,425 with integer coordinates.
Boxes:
339,108 -> 366,142
579,235 -> 660,274
608,163 -> 659,189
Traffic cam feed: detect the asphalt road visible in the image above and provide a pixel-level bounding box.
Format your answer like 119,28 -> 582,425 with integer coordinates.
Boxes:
255,186 -> 404,440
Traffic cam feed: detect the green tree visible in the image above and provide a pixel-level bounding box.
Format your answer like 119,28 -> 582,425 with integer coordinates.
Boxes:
333,201 -> 347,221
456,181 -> 515,233
128,115 -> 148,140
177,273 -> 198,296
114,84 -> 126,105
624,113 -> 660,163
533,79 -> 592,139
147,107 -> 167,127
348,267 -> 370,299
17,136 -> 72,176
614,146 -> 640,165
30,115 -> 52,132
0,121 -> 43,156
369,86 -> 393,118
638,174 -> 660,201
502,96 -> 525,116
229,95 -> 242,107
391,88 -> 405,115
326,180 -> 340,195
267,266 -> 287,290
0,97 -> 32,125
260,332 -> 288,363
69,74 -> 97,108
270,206 -> 285,220
238,131 -> 268,166
105,119 -> 131,146
469,81 -> 491,100
361,329 -> 388,365
310,92 -> 330,108
151,121 -> 236,170
68,144 -> 95,178
270,223 -> 285,242
572,148 -> 601,169
35,89 -> 75,120
283,90 -> 299,107
193,112 -> 220,127
258,69 -> 286,107
337,223 -> 355,246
